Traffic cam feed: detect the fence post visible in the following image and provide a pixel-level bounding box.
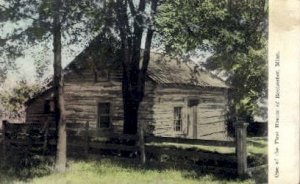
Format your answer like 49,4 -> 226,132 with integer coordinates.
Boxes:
138,121 -> 146,165
42,119 -> 50,155
1,120 -> 7,167
234,120 -> 249,177
84,121 -> 89,157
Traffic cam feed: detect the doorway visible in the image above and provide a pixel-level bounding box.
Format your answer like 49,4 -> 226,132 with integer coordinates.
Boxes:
188,99 -> 199,139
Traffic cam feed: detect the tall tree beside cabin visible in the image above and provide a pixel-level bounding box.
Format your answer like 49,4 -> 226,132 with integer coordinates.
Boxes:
0,0 -> 105,172
52,0 -> 67,172
115,0 -> 158,163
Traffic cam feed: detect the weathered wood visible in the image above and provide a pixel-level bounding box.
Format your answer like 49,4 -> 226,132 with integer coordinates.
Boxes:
145,136 -> 235,147
89,142 -> 138,152
84,121 -> 89,156
145,145 -> 237,163
234,120 -> 249,176
66,122 -> 88,129
25,51 -> 229,145
151,86 -> 228,139
1,121 -> 7,167
68,141 -> 86,147
247,164 -> 267,173
138,118 -> 146,164
83,129 -> 138,141
42,120 -> 50,155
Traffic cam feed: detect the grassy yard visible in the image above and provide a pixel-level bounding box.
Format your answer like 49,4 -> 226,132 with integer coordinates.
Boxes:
0,137 -> 267,184
1,159 -> 255,184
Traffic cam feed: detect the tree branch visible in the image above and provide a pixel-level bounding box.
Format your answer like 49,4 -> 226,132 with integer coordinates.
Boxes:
138,0 -> 146,12
128,0 -> 136,16
137,0 -> 158,101
0,4 -> 37,22
0,4 -> 52,29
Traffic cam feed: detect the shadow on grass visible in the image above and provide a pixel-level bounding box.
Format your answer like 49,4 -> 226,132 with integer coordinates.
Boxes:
0,153 -> 54,183
76,154 -> 257,183
0,148 -> 267,184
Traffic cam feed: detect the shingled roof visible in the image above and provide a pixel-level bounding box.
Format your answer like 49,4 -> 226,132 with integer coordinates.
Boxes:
147,52 -> 229,88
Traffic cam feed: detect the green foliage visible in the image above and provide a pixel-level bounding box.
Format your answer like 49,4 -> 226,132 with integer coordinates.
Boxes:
156,0 -> 268,118
0,0 -> 107,83
0,80 -> 41,120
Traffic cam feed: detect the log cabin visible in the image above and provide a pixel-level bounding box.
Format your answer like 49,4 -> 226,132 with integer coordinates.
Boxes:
25,40 -> 230,140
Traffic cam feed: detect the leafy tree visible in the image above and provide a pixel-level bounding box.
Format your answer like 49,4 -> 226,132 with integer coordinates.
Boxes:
0,0 -> 103,172
155,0 -> 268,119
0,80 -> 41,121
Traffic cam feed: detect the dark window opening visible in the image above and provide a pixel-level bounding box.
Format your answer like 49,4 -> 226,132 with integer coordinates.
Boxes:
44,100 -> 55,113
97,103 -> 111,128
95,70 -> 109,82
188,99 -> 199,107
174,107 -> 182,132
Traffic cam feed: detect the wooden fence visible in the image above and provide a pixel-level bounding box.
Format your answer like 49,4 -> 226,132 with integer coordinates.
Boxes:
1,120 -> 250,176
66,122 -> 139,156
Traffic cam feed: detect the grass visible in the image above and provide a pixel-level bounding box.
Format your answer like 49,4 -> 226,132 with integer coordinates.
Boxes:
1,159 -> 254,184
0,137 -> 267,184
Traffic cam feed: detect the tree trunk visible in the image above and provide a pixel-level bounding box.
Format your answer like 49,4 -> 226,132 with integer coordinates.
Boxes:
123,98 -> 139,135
117,0 -> 158,165
53,0 -> 67,172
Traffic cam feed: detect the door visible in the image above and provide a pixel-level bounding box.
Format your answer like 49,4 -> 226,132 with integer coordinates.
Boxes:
188,99 -> 199,139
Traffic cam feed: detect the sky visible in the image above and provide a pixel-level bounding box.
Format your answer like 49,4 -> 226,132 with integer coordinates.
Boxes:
2,44 -> 84,89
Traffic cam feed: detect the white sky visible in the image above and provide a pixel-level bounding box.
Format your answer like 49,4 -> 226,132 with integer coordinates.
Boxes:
3,45 -> 84,87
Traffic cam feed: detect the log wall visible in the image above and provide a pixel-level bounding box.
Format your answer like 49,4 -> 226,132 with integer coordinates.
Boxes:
25,91 -> 55,124
151,86 -> 228,140
26,65 -> 228,140
26,67 -> 155,134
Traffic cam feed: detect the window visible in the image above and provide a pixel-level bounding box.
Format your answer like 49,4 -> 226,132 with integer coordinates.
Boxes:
174,107 -> 182,132
188,99 -> 199,107
97,103 -> 111,128
44,100 -> 55,113
95,70 -> 109,82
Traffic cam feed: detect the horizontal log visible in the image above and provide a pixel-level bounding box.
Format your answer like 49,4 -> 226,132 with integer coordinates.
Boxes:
89,142 -> 138,152
87,153 -> 138,162
145,136 -> 235,147
66,123 -> 86,129
145,145 -> 237,163
7,139 -> 41,146
65,128 -> 138,141
247,164 -> 267,172
68,141 -> 86,147
86,130 -> 138,141
67,135 -> 87,142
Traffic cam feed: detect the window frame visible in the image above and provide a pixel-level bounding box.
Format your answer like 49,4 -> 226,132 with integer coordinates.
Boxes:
97,102 -> 112,129
173,106 -> 183,132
